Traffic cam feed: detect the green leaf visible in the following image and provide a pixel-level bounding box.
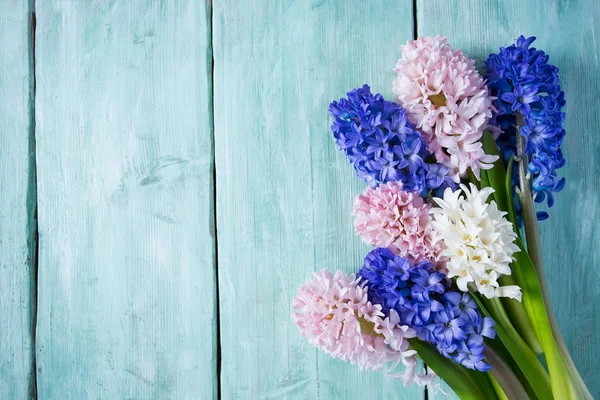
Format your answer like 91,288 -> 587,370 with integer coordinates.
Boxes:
482,131 -> 508,212
504,156 -> 520,237
489,373 -> 510,400
460,362 -> 500,400
498,283 -> 543,355
480,169 -> 491,190
409,339 -> 493,400
508,247 -> 543,353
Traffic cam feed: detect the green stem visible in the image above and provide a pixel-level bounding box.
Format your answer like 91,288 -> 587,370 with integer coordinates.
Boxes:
484,297 -> 549,385
474,295 -> 552,399
516,116 -> 592,399
486,334 -> 539,399
485,347 -> 528,400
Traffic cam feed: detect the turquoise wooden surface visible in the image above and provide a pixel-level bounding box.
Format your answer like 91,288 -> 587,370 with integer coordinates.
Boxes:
0,1 -> 36,398
0,0 -> 598,399
34,2 -> 216,399
213,1 -> 423,399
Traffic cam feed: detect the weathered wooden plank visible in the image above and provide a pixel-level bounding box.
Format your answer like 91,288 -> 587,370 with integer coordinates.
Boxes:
0,2 -> 36,398
417,0 -> 600,397
35,2 -> 216,399
214,1 -> 422,399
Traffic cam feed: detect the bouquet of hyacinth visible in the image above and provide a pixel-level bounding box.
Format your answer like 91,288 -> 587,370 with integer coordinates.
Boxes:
291,36 -> 592,399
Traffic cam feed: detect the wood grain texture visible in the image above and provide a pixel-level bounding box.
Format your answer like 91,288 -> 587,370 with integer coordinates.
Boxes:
0,1 -> 36,398
417,0 -> 600,398
34,2 -> 216,399
213,1 -> 423,399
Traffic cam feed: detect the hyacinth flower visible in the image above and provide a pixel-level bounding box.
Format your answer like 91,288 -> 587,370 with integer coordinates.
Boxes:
329,85 -> 455,196
393,36 -> 498,182
485,35 -> 566,220
291,269 -> 437,388
429,184 -> 521,301
352,181 -> 445,264
483,37 -> 592,399
357,248 -> 496,372
291,261 -> 522,398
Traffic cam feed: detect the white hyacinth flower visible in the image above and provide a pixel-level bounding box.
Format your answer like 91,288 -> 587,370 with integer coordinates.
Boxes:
430,184 -> 522,301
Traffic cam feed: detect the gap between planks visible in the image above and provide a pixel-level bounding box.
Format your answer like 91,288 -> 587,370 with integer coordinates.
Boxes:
29,1 -> 39,398
208,1 -> 222,399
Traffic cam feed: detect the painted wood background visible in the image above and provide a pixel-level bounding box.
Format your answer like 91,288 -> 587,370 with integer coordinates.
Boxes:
0,1 -> 36,399
1,0 -> 598,399
35,1 -> 216,399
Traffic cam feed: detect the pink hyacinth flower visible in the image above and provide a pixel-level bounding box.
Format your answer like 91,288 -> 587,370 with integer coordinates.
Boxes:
352,181 -> 445,265
393,35 -> 498,181
292,269 -> 434,387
